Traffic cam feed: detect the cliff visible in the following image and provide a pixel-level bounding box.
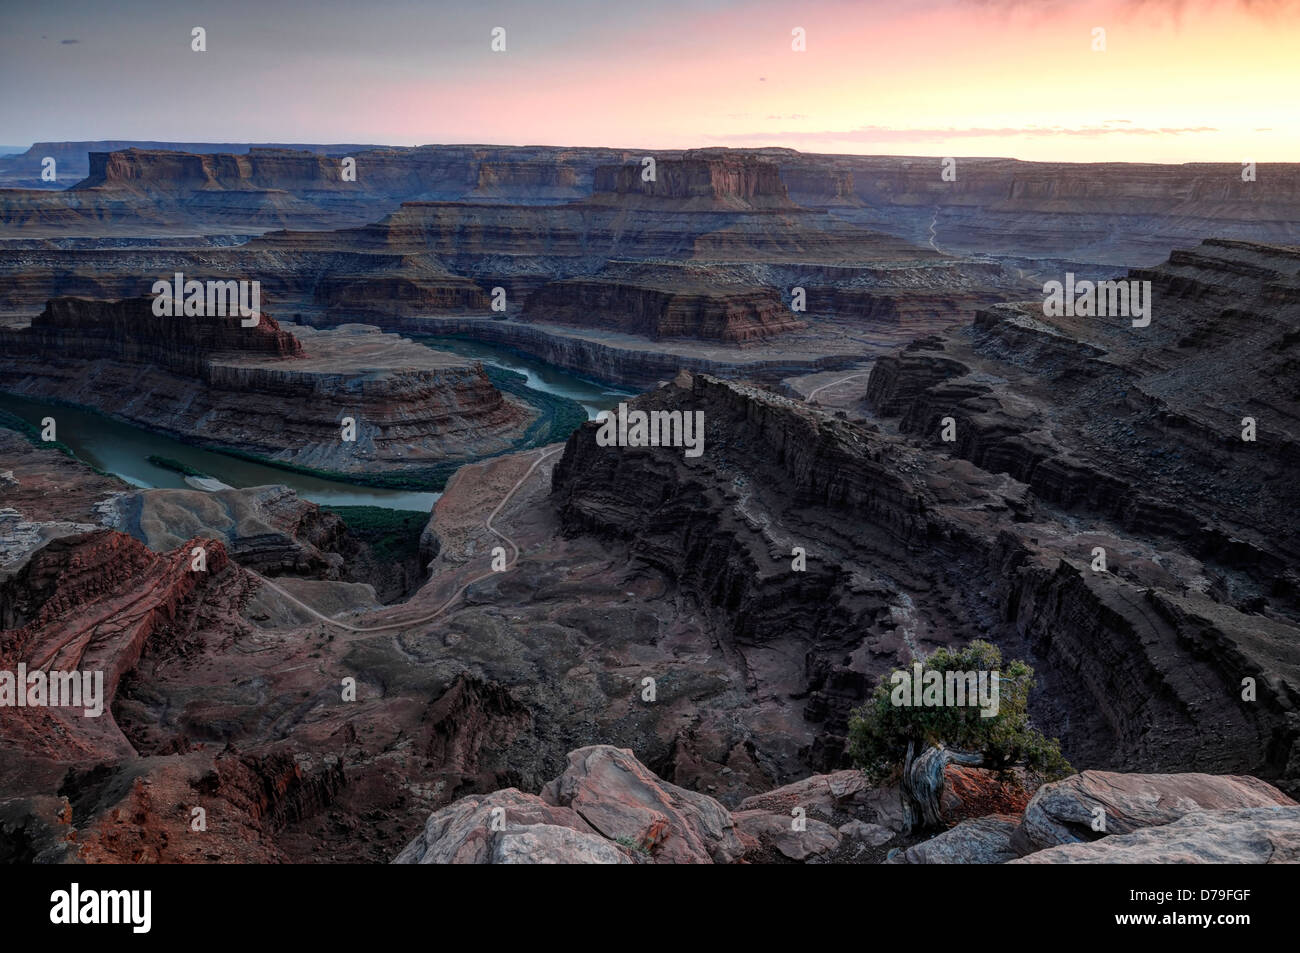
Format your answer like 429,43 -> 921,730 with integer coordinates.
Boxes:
17,295 -> 303,378
551,367 -> 1300,790
588,155 -> 797,211
522,268 -> 802,343
0,297 -> 534,475
4,144 -> 1299,266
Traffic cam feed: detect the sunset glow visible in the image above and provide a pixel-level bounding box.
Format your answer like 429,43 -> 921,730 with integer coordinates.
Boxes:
2,0 -> 1297,162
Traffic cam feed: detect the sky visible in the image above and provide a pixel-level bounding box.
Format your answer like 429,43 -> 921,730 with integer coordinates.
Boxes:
0,0 -> 1296,163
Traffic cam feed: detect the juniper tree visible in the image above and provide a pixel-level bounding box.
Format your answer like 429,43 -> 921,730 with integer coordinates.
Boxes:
847,640 -> 1071,832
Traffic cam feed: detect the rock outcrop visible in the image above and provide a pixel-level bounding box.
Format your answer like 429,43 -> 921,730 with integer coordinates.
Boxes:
0,530 -> 248,769
541,746 -> 746,863
115,485 -> 348,578
887,815 -> 1022,864
834,155 -> 1300,268
1011,770 -> 1297,855
395,745 -> 743,864
861,240 -> 1300,784
552,357 -> 1299,790
1011,807 -> 1300,864
522,271 -> 800,343
393,748 -> 1300,864
0,428 -> 125,574
7,145 -> 1295,270
0,297 -> 534,477
588,154 -> 796,211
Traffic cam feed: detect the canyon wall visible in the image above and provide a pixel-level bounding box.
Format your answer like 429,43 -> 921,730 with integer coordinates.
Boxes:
521,276 -> 800,343
3,144 -> 1298,270
550,369 -> 1299,790
0,297 -> 533,475
589,155 -> 796,210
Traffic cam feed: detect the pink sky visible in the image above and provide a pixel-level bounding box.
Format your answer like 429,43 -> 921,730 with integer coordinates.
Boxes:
2,0 -> 1296,162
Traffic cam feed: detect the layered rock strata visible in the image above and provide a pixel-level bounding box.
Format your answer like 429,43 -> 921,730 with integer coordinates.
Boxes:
552,364 -> 1299,790
0,297 -> 533,475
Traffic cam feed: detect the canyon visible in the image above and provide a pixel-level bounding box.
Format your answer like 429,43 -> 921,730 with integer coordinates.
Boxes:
0,296 -> 536,482
0,151 -> 1034,387
3,144 -> 1296,273
1,139 -> 1298,865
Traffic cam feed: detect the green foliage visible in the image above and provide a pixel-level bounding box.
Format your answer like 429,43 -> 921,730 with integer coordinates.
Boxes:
614,835 -> 651,856
0,408 -> 76,457
146,454 -> 209,478
847,640 -> 1072,783
322,505 -> 427,562
481,365 -> 588,446
0,407 -> 115,478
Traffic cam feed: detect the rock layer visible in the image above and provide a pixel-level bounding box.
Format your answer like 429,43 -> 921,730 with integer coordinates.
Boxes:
0,297 -> 533,475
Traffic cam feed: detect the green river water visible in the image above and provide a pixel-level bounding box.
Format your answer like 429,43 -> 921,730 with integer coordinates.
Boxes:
0,336 -> 634,511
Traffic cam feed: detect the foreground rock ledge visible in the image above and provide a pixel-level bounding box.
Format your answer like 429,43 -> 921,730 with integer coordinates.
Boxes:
393,745 -> 1300,864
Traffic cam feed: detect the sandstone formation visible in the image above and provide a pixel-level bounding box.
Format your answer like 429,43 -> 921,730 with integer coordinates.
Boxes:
862,240 -> 1300,782
4,410 -> 1298,861
0,297 -> 534,478
886,815 -> 1022,864
112,485 -> 348,578
0,530 -> 248,771
540,746 -> 745,863
587,153 -> 797,211
392,745 -> 1300,864
1011,770 -> 1297,855
392,786 -> 623,864
5,145 -> 1297,273
0,144 -> 639,233
1010,807 -> 1300,864
394,745 -> 870,864
0,428 -> 125,573
0,150 -> 1033,391
553,361 -> 1297,791
0,140 -> 383,189
833,155 -> 1300,268
4,136 -> 1300,868
521,267 -> 801,343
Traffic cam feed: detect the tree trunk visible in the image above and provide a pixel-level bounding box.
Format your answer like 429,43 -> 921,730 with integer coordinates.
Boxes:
900,743 -> 986,833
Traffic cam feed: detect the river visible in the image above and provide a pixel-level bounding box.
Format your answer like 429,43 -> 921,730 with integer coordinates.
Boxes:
0,337 -> 633,511
412,335 -> 633,419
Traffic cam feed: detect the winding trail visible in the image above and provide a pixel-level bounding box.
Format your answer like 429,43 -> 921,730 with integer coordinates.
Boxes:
804,371 -> 872,403
926,206 -> 941,252
247,445 -> 564,635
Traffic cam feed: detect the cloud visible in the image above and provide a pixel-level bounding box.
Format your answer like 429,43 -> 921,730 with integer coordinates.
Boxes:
710,123 -> 1219,144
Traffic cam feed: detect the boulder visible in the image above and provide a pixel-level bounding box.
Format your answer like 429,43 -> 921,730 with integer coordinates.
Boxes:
393,788 -> 604,865
737,770 -> 875,816
733,810 -> 841,861
886,814 -> 1021,864
838,819 -> 896,847
1012,771 -> 1297,855
492,824 -> 633,865
541,745 -> 745,864
1012,807 -> 1300,864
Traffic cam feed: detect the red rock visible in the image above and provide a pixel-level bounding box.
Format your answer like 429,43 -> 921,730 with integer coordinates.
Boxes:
733,808 -> 841,861
589,155 -> 796,211
540,745 -> 745,864
1012,771 -> 1298,855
